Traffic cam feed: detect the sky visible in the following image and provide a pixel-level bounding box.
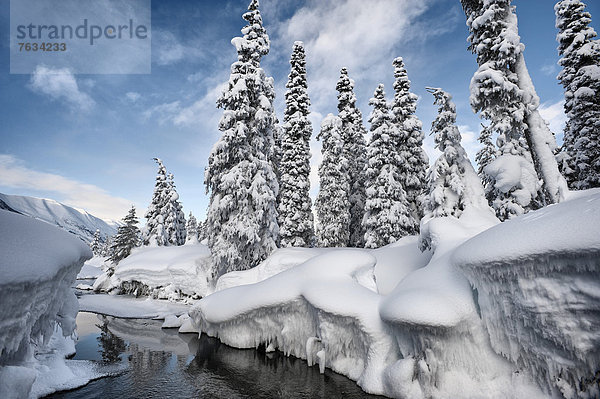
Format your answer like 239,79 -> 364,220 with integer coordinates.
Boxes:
0,0 -> 598,223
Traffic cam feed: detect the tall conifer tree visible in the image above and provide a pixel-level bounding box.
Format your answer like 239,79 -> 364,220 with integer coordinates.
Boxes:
315,114 -> 351,247
391,57 -> 428,232
555,0 -> 600,189
363,84 -> 413,248
336,68 -> 367,247
278,41 -> 314,247
205,0 -> 279,278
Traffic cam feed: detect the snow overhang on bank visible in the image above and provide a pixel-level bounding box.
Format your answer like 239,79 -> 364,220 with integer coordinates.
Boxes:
0,209 -> 99,398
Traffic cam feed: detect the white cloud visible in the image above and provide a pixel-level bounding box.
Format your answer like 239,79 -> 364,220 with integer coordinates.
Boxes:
153,30 -> 203,66
142,83 -> 226,128
539,100 -> 567,141
0,154 -> 134,221
126,91 -> 141,102
28,65 -> 95,111
268,0 -> 442,111
541,63 -> 558,77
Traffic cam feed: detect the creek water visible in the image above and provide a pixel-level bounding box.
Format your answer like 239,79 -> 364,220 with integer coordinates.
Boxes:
47,312 -> 383,398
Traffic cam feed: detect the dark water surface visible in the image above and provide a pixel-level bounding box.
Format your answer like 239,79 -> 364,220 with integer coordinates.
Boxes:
47,312 -> 383,398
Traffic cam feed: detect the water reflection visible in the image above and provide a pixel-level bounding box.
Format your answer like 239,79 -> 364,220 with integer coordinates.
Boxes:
48,312 -> 383,399
96,321 -> 126,363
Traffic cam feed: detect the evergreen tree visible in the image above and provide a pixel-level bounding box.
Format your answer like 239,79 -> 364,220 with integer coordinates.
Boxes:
555,0 -> 600,189
143,158 -> 169,246
205,0 -> 279,279
464,0 -> 540,220
108,206 -> 140,264
421,88 -> 493,250
475,123 -> 497,194
462,0 -> 568,206
391,57 -> 429,232
363,84 -> 413,249
278,41 -> 314,247
336,68 -> 367,247
185,212 -> 199,244
315,114 -> 351,247
163,173 -> 187,246
197,219 -> 208,243
90,229 -> 102,256
101,235 -> 113,259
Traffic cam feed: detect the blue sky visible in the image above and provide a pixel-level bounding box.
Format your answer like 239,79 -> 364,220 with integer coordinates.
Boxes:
0,0 -> 598,222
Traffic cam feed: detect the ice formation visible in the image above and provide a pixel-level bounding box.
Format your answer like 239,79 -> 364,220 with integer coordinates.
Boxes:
453,188 -> 600,398
0,209 -> 102,398
190,191 -> 600,398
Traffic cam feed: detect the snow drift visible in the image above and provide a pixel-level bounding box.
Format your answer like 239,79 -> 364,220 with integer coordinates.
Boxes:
0,209 -> 99,398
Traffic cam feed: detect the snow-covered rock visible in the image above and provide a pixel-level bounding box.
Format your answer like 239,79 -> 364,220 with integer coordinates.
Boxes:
94,243 -> 211,299
0,192 -> 118,243
453,188 -> 600,398
0,209 -> 97,398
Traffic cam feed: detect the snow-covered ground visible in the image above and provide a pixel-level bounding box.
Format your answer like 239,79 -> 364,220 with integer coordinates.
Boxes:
188,190 -> 600,398
93,243 -> 211,299
0,209 -> 115,399
77,256 -> 105,279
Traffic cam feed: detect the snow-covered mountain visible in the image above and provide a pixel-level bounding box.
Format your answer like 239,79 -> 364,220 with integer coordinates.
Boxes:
0,192 -> 119,243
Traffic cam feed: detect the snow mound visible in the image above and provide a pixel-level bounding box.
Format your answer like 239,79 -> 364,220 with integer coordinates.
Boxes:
453,189 -> 600,398
215,247 -> 325,291
95,243 -> 211,299
0,209 -> 95,398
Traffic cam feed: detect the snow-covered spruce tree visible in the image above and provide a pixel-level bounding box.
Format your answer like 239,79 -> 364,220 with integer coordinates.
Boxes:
420,87 -> 491,250
108,206 -> 140,265
101,235 -> 113,258
462,0 -> 568,206
463,0 -> 542,220
475,123 -> 497,191
90,229 -> 102,256
391,57 -> 429,232
205,0 -> 278,279
143,158 -> 169,246
555,0 -> 600,189
163,173 -> 186,246
336,67 -> 367,247
278,41 -> 314,247
363,84 -> 413,249
315,114 -> 351,247
185,212 -> 199,244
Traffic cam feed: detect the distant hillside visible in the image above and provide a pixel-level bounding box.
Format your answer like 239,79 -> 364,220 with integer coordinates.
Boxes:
0,192 -> 119,243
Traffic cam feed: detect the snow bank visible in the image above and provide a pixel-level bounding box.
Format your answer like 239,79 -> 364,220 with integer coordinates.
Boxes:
78,293 -> 190,319
190,201 -> 554,397
0,209 -> 98,398
94,243 -> 211,299
191,249 -> 399,394
453,189 -> 600,398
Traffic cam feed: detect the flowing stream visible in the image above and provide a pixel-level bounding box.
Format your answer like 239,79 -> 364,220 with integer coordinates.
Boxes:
46,312 -> 383,398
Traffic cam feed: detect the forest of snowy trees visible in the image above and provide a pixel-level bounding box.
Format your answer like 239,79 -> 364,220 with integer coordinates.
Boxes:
200,0 -> 599,280
93,0 -> 599,284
